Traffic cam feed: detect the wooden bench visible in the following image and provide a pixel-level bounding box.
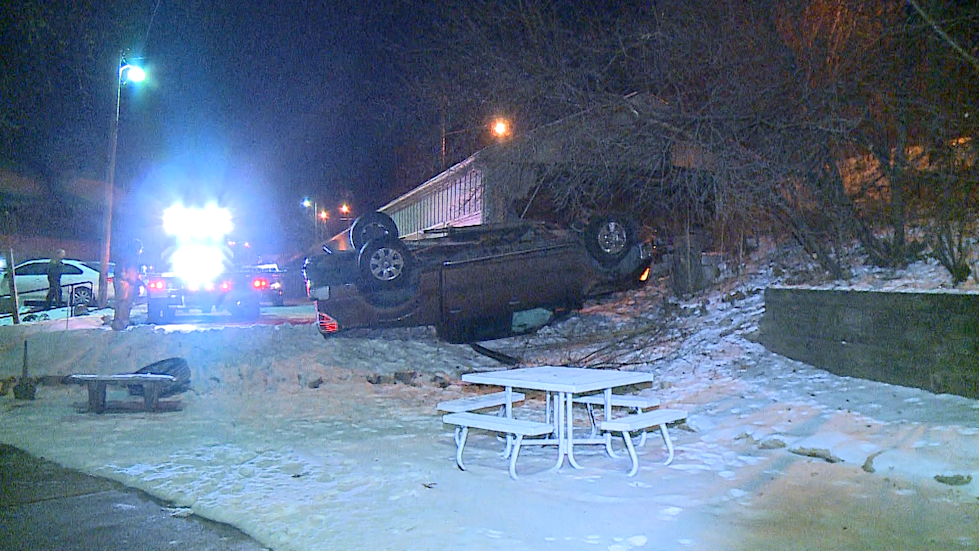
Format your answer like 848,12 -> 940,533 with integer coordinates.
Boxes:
443,412 -> 554,480
67,374 -> 177,414
600,408 -> 687,476
576,393 -> 661,445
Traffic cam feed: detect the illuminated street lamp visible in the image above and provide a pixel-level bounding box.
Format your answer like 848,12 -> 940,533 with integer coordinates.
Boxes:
339,203 -> 351,219
98,53 -> 146,309
492,118 -> 510,137
440,116 -> 511,170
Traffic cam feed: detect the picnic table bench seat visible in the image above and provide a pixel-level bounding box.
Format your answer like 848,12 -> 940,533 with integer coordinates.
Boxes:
443,412 -> 554,480
575,393 -> 661,446
438,391 -> 526,447
67,373 -> 177,414
601,408 -> 687,476
436,391 -> 525,413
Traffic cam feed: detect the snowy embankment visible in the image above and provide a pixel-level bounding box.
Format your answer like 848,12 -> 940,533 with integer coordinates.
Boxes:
1,253 -> 977,551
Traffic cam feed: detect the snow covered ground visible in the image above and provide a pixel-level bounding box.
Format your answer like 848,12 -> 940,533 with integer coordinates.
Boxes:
0,250 -> 977,550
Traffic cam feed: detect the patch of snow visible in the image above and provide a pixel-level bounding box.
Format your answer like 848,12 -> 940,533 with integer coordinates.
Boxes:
0,243 -> 977,549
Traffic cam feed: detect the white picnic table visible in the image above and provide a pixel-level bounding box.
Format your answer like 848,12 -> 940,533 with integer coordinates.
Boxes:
461,366 -> 654,470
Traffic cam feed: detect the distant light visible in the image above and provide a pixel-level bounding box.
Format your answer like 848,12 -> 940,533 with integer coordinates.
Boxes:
340,204 -> 350,215
319,210 -> 329,220
492,119 -> 509,137
302,198 -> 312,208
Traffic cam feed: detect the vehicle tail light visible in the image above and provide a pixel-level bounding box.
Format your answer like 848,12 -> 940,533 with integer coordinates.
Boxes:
148,279 -> 166,291
204,281 -> 216,292
318,312 -> 339,333
252,277 -> 269,290
220,281 -> 232,292
639,267 -> 650,282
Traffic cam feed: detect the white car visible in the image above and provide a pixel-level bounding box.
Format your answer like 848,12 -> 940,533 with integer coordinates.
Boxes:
0,259 -> 113,307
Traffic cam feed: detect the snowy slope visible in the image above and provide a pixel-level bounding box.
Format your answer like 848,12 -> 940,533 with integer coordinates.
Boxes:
1,249 -> 976,550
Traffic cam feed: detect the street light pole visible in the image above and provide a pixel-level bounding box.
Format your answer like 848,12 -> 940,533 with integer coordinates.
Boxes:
98,54 -> 145,309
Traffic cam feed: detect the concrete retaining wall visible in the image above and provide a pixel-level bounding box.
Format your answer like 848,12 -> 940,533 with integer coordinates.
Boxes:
758,287 -> 979,399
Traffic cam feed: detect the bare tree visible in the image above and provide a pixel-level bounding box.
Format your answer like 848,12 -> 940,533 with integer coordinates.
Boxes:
389,0 -> 979,280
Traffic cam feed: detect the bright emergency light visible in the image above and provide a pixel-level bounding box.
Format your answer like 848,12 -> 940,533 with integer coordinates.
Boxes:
163,204 -> 233,240
163,203 -> 233,285
170,243 -> 225,286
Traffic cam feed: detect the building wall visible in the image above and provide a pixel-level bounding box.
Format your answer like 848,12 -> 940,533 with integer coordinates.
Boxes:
380,158 -> 484,239
758,287 -> 979,399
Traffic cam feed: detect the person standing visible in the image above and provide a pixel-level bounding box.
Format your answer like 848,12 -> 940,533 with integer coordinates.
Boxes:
111,239 -> 143,331
42,249 -> 66,310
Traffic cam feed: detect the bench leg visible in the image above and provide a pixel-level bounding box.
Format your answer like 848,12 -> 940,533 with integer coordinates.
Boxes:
508,434 -> 525,480
87,381 -> 107,414
455,426 -> 470,471
143,383 -> 161,412
496,405 -> 514,459
621,430 -> 640,477
586,403 -> 597,437
604,431 -> 619,458
635,407 -> 648,448
660,425 -> 675,465
588,405 -> 647,447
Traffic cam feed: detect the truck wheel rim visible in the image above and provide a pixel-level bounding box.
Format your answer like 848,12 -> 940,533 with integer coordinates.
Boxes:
369,248 -> 405,281
598,221 -> 628,255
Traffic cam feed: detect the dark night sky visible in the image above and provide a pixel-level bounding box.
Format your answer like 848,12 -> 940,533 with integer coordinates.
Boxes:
107,1 -> 410,260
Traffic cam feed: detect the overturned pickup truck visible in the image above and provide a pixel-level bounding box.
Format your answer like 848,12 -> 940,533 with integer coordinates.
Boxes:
303,212 -> 653,343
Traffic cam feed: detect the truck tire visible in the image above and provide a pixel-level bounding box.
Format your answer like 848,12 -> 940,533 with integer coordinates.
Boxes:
583,214 -> 637,267
349,211 -> 399,250
358,236 -> 412,290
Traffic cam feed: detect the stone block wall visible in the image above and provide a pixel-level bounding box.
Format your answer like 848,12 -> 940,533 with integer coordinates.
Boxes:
758,287 -> 979,399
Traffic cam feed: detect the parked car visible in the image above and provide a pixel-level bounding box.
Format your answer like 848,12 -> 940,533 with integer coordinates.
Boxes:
0,258 -> 111,307
82,261 -> 147,302
245,263 -> 285,306
303,211 -> 653,343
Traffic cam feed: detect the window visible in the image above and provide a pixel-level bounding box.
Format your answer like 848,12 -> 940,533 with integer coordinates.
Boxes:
16,262 -> 48,276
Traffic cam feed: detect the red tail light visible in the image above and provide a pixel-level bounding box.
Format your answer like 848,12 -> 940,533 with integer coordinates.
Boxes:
220,281 -> 232,292
318,312 -> 339,333
252,277 -> 269,290
148,279 -> 166,291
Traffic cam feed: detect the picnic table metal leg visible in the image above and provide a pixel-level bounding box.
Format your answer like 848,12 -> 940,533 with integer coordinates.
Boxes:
87,381 -> 107,414
566,391 -> 583,469
508,434 -> 526,480
502,386 -> 514,458
602,388 -> 620,459
550,392 -> 566,471
455,426 -> 470,471
622,430 -> 640,476
660,425 -> 676,465
636,407 -> 648,447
